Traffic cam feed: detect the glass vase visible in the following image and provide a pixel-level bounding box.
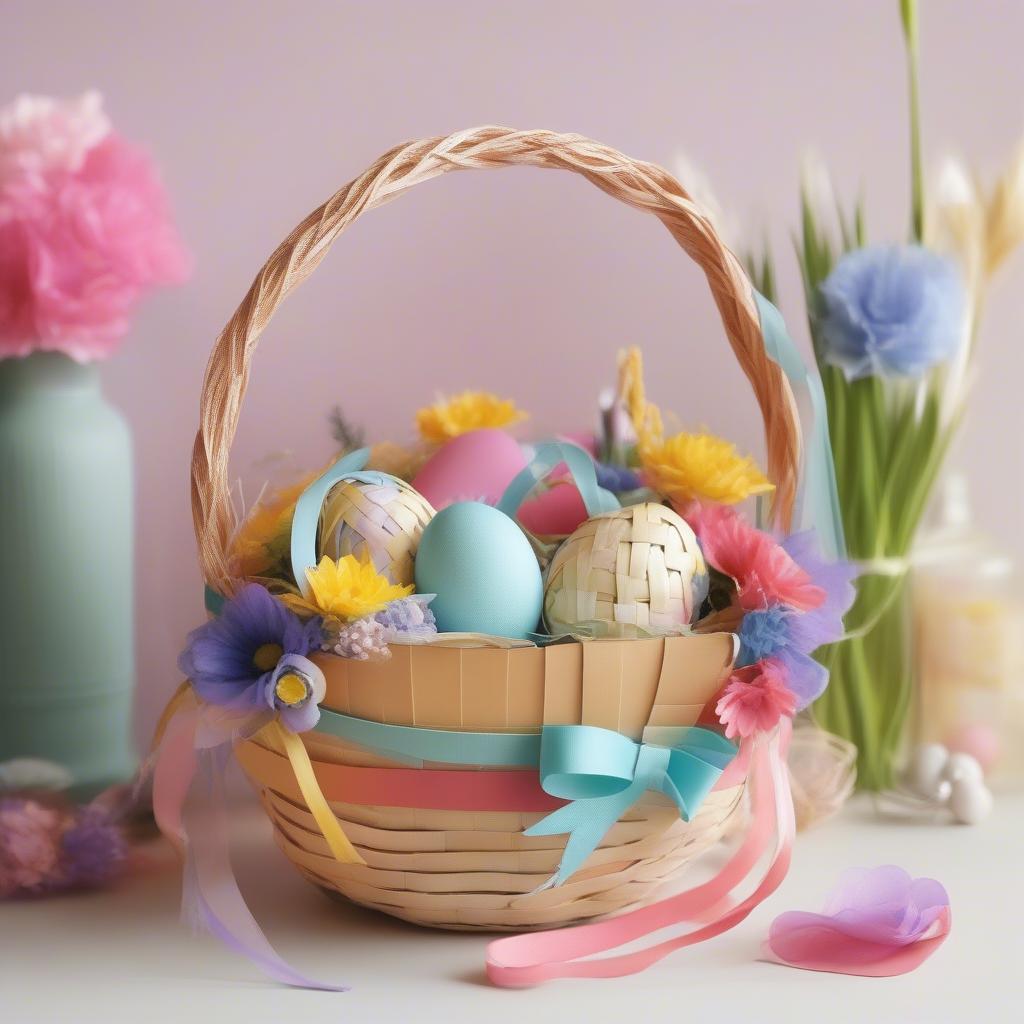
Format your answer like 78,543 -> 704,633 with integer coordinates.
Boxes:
814,570 -> 912,792
0,351 -> 136,798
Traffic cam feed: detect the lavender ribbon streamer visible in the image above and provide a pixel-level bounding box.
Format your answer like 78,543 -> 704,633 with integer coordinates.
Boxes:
180,745 -> 348,991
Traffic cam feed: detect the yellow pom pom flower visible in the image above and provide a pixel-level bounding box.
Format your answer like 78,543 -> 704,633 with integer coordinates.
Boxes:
282,555 -> 414,621
640,430 -> 774,506
416,391 -> 527,444
229,474 -> 318,579
621,347 -> 773,506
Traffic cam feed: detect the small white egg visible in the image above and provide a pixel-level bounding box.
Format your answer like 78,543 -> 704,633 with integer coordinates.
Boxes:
909,743 -> 950,798
942,752 -> 984,785
949,778 -> 993,825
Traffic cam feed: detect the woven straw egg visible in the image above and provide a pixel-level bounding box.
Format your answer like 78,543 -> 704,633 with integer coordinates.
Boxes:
318,475 -> 435,587
543,502 -> 708,635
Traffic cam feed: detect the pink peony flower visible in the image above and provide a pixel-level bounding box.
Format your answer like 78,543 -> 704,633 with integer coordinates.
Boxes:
715,659 -> 797,739
688,503 -> 825,612
0,92 -> 189,361
0,798 -> 64,896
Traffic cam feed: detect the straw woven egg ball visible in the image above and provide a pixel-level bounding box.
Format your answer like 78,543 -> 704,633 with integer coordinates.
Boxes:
543,502 -> 709,635
318,475 -> 435,587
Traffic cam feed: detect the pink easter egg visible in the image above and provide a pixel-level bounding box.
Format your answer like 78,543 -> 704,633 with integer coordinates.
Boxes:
412,429 -> 527,508
518,480 -> 590,536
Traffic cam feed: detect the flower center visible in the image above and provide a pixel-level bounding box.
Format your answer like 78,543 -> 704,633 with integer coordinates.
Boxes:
252,642 -> 284,672
274,672 -> 309,707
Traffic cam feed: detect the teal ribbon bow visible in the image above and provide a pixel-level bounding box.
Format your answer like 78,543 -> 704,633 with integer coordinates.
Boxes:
524,724 -> 738,886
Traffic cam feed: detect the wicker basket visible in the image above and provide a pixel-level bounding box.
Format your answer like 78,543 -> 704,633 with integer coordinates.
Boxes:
189,127 -> 801,932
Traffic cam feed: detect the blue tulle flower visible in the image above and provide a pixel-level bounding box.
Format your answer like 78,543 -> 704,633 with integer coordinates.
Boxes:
594,462 -> 642,493
178,584 -> 322,710
818,245 -> 965,380
739,606 -> 794,664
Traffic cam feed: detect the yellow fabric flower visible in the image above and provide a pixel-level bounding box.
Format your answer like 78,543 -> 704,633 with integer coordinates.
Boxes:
416,391 -> 527,443
229,474 -> 317,579
622,346 -> 773,506
281,555 -> 413,621
640,430 -> 774,506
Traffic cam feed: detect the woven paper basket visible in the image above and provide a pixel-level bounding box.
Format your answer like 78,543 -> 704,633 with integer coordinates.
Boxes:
190,127 -> 801,932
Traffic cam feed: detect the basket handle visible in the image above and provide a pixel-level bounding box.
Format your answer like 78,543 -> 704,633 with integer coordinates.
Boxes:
192,126 -> 801,594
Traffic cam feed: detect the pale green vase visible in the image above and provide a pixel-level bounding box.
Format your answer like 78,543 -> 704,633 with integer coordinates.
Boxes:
0,351 -> 136,798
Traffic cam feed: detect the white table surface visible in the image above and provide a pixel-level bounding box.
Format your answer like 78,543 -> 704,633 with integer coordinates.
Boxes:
3,793 -> 1022,1024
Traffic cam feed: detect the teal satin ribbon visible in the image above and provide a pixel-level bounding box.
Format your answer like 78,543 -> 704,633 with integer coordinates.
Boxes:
313,708 -> 736,885
525,724 -> 737,885
496,440 -> 619,521
315,706 -> 539,767
753,291 -> 845,561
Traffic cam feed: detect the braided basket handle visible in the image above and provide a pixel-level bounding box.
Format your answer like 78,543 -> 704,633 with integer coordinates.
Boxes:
192,127 -> 801,594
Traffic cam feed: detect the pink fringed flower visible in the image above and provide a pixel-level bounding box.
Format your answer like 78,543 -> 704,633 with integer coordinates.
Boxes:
0,798 -> 63,896
715,659 -> 797,740
0,91 -> 189,361
689,503 -> 825,612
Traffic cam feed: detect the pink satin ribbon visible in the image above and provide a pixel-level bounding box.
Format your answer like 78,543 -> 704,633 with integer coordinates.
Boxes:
236,734 -> 753,815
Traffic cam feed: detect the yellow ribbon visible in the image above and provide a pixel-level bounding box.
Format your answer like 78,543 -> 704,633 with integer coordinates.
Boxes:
268,720 -> 365,866
152,680 -> 363,867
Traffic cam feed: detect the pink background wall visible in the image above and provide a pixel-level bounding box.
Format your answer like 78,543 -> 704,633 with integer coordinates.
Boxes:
4,0 -> 1024,744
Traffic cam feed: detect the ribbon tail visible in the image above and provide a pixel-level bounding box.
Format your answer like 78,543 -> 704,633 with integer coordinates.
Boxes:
753,291 -> 846,559
152,703 -> 347,991
524,787 -> 638,887
271,720 -> 365,865
486,722 -> 795,987
185,749 -> 348,991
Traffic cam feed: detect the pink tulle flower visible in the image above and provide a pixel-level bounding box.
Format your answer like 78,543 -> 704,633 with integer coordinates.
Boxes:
765,866 -> 951,977
0,798 -> 63,896
689,503 -> 825,612
715,659 -> 797,739
0,91 -> 189,361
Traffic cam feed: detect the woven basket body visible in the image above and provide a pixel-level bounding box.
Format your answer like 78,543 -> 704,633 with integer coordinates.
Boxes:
237,634 -> 742,930
191,127 -> 802,933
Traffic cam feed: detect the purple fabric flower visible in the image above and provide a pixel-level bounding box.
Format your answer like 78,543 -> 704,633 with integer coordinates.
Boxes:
60,807 -> 127,887
766,866 -> 951,976
782,530 -> 857,648
819,245 -> 965,380
263,653 -> 327,733
375,595 -> 437,640
178,584 -> 322,710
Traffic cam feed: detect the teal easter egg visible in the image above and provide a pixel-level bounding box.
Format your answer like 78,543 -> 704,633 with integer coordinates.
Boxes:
414,501 -> 543,639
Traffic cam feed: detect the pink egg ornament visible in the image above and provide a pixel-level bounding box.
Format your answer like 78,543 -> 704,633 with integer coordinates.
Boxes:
517,479 -> 591,536
412,429 -> 527,508
946,722 -> 1001,775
